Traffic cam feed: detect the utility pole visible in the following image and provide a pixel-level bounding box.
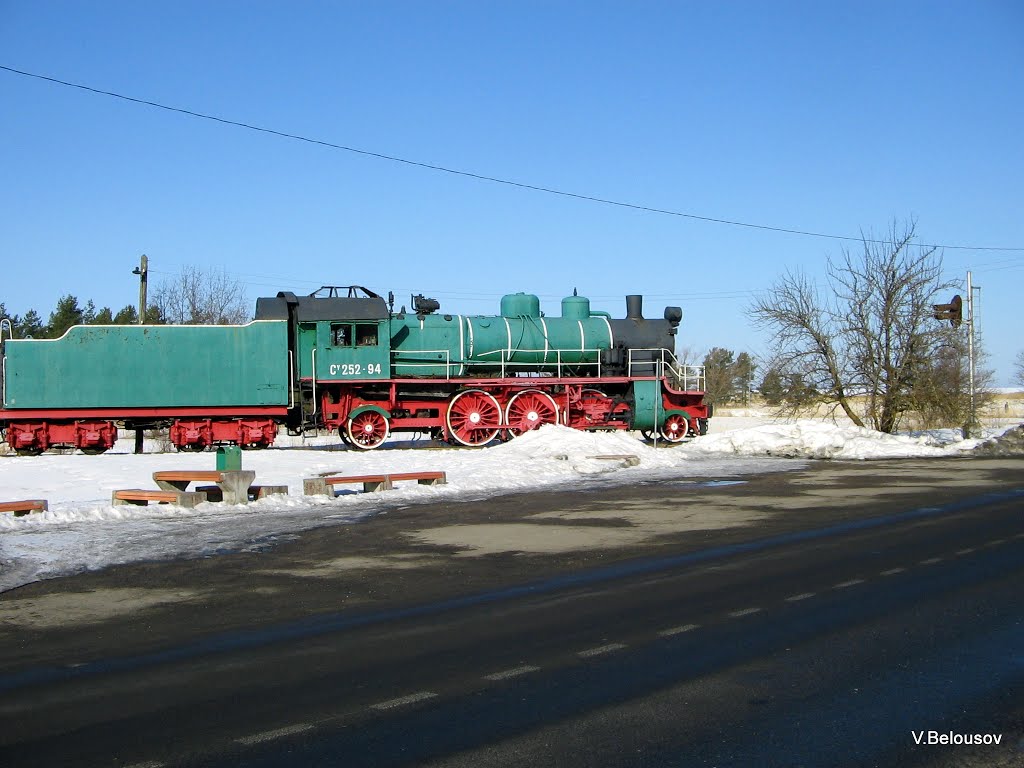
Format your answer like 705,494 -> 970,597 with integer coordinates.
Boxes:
132,254 -> 148,324
964,271 -> 980,439
132,254 -> 148,453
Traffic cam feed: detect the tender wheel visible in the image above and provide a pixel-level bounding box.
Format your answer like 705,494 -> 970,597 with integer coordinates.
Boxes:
80,447 -> 109,455
659,413 -> 690,443
505,390 -> 559,437
446,390 -> 501,447
15,447 -> 44,457
346,411 -> 389,450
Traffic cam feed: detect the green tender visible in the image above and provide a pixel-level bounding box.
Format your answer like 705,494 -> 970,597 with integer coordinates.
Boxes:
3,321 -> 289,409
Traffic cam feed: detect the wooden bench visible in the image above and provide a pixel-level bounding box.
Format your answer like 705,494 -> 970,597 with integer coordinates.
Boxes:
303,471 -> 447,497
0,499 -> 48,517
112,489 -> 207,508
387,471 -> 447,485
153,470 -> 256,505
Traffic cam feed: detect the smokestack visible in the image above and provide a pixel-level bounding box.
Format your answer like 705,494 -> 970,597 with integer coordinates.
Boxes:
625,295 -> 644,319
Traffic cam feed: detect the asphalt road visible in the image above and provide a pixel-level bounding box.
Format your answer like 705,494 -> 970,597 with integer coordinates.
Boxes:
1,456 -> 1022,767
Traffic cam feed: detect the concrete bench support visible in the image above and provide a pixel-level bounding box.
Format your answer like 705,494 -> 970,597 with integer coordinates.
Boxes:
304,471 -> 446,497
197,484 -> 289,502
112,489 -> 207,508
154,470 -> 256,505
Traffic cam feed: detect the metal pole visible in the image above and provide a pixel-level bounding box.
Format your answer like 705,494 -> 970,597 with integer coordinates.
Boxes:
965,271 -> 977,438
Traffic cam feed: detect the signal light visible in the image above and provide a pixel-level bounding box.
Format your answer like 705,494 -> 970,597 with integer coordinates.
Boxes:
932,294 -> 963,328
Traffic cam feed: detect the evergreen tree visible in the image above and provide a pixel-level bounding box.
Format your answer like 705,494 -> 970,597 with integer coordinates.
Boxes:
701,349 -> 760,405
142,305 -> 165,324
113,305 -> 139,324
17,309 -> 45,338
702,347 -> 737,405
82,299 -> 97,325
759,368 -> 786,406
94,307 -> 115,325
47,294 -> 83,338
733,352 -> 756,405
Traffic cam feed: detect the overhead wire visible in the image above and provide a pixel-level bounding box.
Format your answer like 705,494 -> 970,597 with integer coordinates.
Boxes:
3,63 -> 1022,254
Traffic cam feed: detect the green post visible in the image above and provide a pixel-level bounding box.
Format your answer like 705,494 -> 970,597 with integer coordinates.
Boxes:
216,445 -> 242,471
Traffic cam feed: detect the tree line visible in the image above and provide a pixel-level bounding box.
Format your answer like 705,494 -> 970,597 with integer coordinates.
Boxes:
0,297 -> 161,340
0,266 -> 250,339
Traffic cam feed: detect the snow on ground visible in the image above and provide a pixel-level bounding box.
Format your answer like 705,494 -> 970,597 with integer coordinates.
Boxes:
694,419 -> 989,460
0,419 -> 1013,592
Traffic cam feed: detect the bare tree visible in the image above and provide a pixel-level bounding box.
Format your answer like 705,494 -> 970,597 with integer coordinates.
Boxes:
1015,350 -> 1024,388
749,219 -> 956,433
909,329 -> 994,429
153,266 -> 250,325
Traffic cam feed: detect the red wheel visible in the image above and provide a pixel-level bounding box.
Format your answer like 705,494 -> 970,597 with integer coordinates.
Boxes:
446,390 -> 501,447
659,413 -> 690,443
505,390 -> 559,437
346,411 -> 389,450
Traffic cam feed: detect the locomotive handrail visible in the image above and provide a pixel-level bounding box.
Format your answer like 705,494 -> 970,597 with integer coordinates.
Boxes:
391,349 -> 454,380
627,349 -> 705,390
0,318 -> 12,407
311,349 -> 317,414
393,348 -> 604,379
474,348 -> 603,379
288,351 -> 295,409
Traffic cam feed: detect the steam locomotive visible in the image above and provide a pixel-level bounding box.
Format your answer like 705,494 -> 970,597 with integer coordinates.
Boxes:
0,286 -> 708,454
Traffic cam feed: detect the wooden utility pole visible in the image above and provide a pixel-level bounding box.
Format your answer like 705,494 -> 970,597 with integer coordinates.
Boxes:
132,255 -> 148,453
133,254 -> 148,323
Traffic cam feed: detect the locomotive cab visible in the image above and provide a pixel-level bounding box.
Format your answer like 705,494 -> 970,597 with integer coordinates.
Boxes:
255,286 -> 391,382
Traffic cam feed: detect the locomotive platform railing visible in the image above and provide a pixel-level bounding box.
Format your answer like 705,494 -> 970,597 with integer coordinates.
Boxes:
627,349 -> 705,391
391,348 -> 704,387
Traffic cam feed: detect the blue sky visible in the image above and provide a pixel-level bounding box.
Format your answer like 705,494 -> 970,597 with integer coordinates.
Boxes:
2,1 -> 1022,383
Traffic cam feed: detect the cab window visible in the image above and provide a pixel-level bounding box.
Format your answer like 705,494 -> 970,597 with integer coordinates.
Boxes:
330,323 -> 351,347
330,322 -> 378,347
356,324 -> 378,346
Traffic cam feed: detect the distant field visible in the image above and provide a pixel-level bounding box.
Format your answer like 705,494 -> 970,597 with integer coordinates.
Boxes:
712,390 -> 1024,434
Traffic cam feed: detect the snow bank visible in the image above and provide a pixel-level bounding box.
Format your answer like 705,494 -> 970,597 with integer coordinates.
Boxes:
0,420 -> 1011,591
683,420 -> 982,460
